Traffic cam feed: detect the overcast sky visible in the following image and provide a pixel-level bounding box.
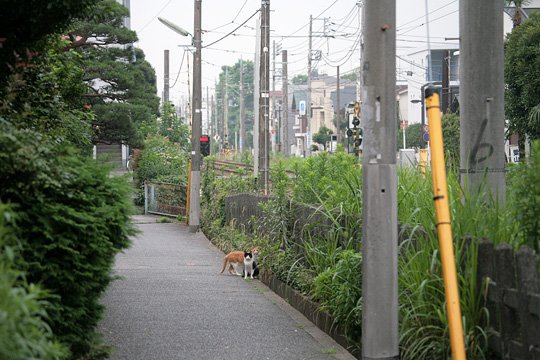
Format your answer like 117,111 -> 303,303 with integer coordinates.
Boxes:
129,0 -> 514,105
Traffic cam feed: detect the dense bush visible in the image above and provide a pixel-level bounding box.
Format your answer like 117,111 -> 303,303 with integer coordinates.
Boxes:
508,140 -> 540,253
135,134 -> 189,187
0,204 -> 68,360
312,250 -> 362,339
0,127 -> 135,358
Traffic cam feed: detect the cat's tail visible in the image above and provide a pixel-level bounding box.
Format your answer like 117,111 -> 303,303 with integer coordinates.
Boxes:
220,258 -> 228,273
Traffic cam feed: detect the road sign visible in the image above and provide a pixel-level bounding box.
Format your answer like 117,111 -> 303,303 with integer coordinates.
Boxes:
422,124 -> 429,133
423,133 -> 430,142
299,101 -> 306,115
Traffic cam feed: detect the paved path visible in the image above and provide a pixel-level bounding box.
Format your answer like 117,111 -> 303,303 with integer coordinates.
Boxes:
99,215 -> 355,360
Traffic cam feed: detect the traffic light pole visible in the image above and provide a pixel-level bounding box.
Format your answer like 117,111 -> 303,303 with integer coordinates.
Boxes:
188,0 -> 202,233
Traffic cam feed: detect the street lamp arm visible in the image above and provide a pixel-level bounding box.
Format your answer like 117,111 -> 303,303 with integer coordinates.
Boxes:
158,17 -> 192,37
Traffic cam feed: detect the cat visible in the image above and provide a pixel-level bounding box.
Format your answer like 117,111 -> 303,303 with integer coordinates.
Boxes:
220,247 -> 259,276
242,251 -> 259,278
243,251 -> 255,279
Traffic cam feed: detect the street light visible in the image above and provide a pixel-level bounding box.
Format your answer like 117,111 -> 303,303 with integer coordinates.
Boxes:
158,17 -> 192,38
158,3 -> 202,233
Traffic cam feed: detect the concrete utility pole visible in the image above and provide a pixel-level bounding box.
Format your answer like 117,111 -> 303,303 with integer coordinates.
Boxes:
253,18 -> 261,178
306,14 -> 313,157
460,0 -> 506,203
239,58 -> 245,153
224,67 -> 229,148
442,50 -> 450,114
164,49 -> 170,104
361,0 -> 399,359
336,65 -> 341,145
206,86 -> 210,134
282,49 -> 289,156
259,0 -> 270,194
188,0 -> 202,233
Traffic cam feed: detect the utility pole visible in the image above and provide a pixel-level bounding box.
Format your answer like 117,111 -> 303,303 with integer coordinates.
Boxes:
336,65 -> 341,145
282,49 -> 289,156
164,49 -> 170,104
239,58 -> 245,153
272,40 -> 277,152
253,18 -> 261,178
188,0 -> 202,233
442,50 -> 450,113
259,0 -> 270,194
306,14 -> 313,157
206,85 -> 210,138
224,67 -> 229,149
361,1 -> 399,359
460,0 -> 506,203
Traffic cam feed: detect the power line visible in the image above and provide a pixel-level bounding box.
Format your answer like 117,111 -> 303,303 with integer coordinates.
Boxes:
397,0 -> 457,30
203,9 -> 260,48
170,49 -> 187,88
136,0 -> 174,34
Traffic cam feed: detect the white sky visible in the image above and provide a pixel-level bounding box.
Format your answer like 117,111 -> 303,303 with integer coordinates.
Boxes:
129,0 -> 515,106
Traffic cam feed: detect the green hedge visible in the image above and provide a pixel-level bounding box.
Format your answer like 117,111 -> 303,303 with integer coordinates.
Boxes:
0,204 -> 68,360
0,127 -> 135,358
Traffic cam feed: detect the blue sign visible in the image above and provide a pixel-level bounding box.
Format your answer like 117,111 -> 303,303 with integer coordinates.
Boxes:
423,133 -> 430,142
299,101 -> 306,115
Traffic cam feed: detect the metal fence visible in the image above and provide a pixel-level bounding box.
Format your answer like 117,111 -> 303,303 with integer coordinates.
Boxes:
144,181 -> 187,217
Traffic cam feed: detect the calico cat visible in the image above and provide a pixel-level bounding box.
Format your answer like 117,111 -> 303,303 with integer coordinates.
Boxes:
242,252 -> 259,278
220,247 -> 259,276
243,251 -> 254,279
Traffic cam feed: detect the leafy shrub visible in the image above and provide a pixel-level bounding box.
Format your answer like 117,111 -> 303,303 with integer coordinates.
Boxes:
0,204 -> 68,360
0,127 -> 135,358
312,250 -> 362,339
135,134 -> 189,187
508,140 -> 540,253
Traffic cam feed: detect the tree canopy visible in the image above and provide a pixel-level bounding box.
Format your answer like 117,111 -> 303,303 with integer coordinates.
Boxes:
505,12 -> 540,140
215,60 -> 255,148
67,0 -> 159,147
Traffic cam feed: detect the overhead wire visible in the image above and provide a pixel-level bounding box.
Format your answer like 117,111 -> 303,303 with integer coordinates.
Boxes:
170,49 -> 187,88
203,9 -> 260,48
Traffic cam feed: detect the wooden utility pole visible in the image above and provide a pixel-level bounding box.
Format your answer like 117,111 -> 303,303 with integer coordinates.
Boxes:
460,0 -> 506,203
240,59 -> 245,153
282,49 -> 289,156
361,1 -> 399,359
259,0 -> 270,194
306,14 -> 313,156
188,0 -> 202,233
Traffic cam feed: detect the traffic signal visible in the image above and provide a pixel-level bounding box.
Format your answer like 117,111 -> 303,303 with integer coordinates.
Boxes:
200,135 -> 210,157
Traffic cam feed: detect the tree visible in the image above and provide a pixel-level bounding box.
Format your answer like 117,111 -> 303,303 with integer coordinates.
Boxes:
292,74 -> 308,85
313,126 -> 333,151
505,0 -> 532,28
215,60 -> 255,148
69,0 -> 160,147
505,12 -> 540,141
0,0 -> 95,86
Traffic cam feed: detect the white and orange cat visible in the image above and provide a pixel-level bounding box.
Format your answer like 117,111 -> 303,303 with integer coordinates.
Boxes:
220,247 -> 259,276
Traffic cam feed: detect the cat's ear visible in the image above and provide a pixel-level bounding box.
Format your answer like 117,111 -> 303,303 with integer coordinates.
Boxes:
244,251 -> 249,256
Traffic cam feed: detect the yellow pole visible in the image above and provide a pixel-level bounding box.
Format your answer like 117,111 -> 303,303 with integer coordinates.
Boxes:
425,87 -> 466,360
185,160 -> 192,225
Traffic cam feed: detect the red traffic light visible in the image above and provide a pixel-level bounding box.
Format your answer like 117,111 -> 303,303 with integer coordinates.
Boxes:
200,136 -> 209,142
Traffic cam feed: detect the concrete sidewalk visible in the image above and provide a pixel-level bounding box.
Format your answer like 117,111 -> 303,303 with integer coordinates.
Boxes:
99,216 -> 355,360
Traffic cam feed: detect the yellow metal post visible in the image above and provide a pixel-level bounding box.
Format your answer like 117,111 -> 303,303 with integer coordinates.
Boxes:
425,87 -> 466,360
185,160 -> 192,225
